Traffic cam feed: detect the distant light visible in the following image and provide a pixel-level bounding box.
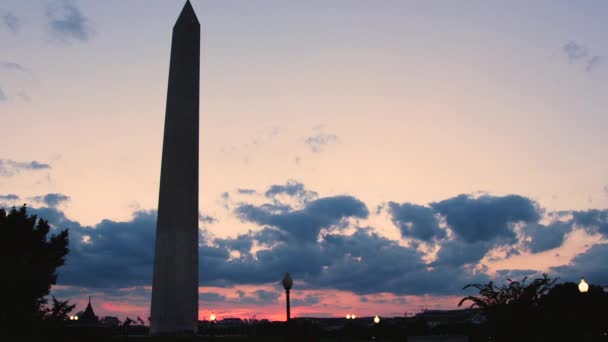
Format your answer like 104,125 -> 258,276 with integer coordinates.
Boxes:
74,315 -> 78,321
210,314 -> 216,322
579,277 -> 589,293
374,315 -> 380,324
69,315 -> 74,320
351,314 -> 356,319
346,314 -> 351,319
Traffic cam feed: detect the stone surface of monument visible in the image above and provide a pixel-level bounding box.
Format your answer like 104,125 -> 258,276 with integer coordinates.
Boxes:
150,0 -> 200,335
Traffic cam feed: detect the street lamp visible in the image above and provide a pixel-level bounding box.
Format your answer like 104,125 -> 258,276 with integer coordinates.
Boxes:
282,272 -> 293,321
579,277 -> 589,293
374,315 -> 380,324
346,314 -> 351,320
209,314 -> 217,340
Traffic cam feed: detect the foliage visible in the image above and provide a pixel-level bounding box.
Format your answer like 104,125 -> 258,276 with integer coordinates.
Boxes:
458,274 -> 556,340
43,296 -> 76,322
0,205 -> 70,330
458,273 -> 556,310
459,274 -> 608,341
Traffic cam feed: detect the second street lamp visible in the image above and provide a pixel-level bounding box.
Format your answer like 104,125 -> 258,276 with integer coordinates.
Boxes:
282,272 -> 293,322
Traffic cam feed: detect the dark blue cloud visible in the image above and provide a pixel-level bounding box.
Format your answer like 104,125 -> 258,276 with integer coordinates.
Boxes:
200,290 -> 280,306
563,41 -> 588,61
235,195 -> 368,242
586,56 -> 602,72
0,194 -> 19,201
46,0 -> 92,42
425,194 -> 542,266
199,292 -> 226,303
30,193 -> 70,207
572,209 -> 608,236
202,225 -> 485,295
0,159 -> 51,177
523,221 -> 572,253
23,206 -> 156,289
1,61 -> 28,72
432,239 -> 493,267
431,194 -> 540,244
237,188 -> 257,195
292,294 -> 321,306
387,202 -> 445,241
239,289 -> 280,305
304,132 -> 338,153
9,185 -> 608,300
1,12 -> 19,33
3,191 -> 492,295
215,233 -> 254,256
203,241 -> 327,286
264,180 -> 317,203
494,269 -> 540,283
551,243 -> 608,285
199,213 -> 217,224
62,210 -> 157,288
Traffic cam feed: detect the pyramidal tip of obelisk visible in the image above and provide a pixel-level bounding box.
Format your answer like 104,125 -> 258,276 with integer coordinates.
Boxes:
176,0 -> 199,26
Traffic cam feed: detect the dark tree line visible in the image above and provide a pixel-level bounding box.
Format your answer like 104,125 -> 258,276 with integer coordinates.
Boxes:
460,274 -> 608,341
0,205 -> 72,332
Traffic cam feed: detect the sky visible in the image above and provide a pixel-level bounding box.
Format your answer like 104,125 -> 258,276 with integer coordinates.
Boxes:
1,0 -> 608,322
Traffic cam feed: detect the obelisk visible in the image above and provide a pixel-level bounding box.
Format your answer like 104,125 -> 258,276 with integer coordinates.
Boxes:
150,0 -> 199,335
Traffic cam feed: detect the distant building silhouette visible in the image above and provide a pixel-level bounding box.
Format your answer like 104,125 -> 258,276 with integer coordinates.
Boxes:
79,297 -> 99,323
100,316 -> 120,328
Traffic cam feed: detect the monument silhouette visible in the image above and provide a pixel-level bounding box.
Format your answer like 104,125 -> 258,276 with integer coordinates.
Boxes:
150,0 -> 200,335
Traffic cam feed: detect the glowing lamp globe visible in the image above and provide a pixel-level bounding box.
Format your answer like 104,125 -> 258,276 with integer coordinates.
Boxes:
352,314 -> 356,319
346,314 -> 351,319
210,314 -> 216,322
374,315 -> 380,324
579,278 -> 589,293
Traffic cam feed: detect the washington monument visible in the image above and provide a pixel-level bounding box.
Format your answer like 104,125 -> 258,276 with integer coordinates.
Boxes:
150,0 -> 200,334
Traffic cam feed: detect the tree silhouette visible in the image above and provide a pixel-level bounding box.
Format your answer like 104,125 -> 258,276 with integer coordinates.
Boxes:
459,273 -> 556,309
0,205 -> 69,330
458,273 -> 556,340
43,296 -> 76,322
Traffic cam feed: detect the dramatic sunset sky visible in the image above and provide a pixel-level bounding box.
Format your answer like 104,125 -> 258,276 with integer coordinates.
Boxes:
2,0 -> 608,322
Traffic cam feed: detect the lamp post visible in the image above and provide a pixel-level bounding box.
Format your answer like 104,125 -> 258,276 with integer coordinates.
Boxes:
282,272 -> 293,322
372,315 -> 380,341
343,313 -> 356,340
209,314 -> 216,341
